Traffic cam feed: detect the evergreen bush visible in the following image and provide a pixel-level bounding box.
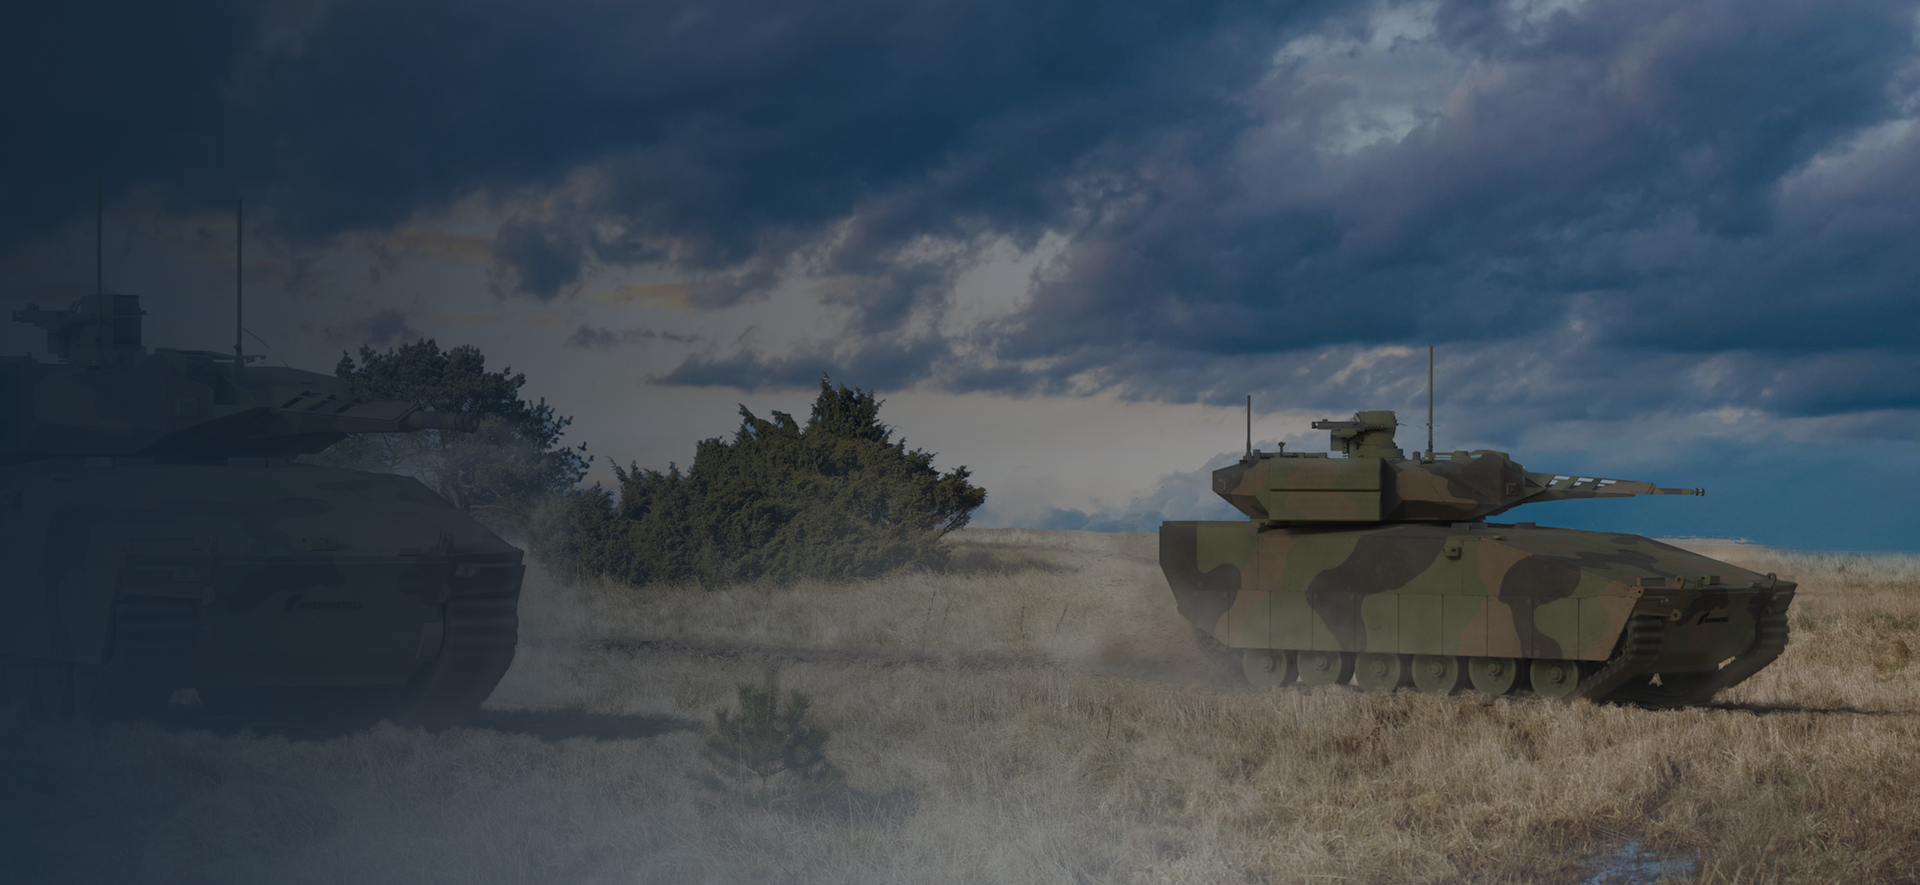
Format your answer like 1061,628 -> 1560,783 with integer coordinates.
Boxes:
316,340 -> 590,532
534,378 -> 985,584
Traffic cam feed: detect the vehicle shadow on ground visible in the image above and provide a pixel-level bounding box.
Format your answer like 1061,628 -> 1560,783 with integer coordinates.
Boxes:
147,702 -> 702,742
1698,700 -> 1920,718
469,708 -> 703,741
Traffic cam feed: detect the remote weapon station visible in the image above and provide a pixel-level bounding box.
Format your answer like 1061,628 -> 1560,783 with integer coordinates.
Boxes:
0,202 -> 523,725
1162,359 -> 1793,703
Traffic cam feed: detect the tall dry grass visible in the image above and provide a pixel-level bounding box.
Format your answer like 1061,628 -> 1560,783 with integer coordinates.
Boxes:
4,530 -> 1920,884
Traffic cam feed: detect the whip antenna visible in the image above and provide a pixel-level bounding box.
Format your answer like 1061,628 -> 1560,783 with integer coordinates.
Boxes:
1245,394 -> 1252,459
96,182 -> 106,363
1427,344 -> 1434,457
234,199 -> 243,383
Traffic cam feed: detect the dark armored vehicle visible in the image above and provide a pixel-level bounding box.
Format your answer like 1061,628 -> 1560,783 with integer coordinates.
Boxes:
0,294 -> 523,725
1161,411 -> 1794,703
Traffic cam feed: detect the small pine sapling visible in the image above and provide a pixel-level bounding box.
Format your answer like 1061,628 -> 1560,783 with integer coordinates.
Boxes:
697,669 -> 846,810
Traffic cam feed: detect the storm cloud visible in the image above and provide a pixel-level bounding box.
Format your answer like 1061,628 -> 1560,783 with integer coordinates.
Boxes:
7,0 -> 1920,443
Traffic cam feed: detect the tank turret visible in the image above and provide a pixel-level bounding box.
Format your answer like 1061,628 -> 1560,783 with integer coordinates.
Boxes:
3,294 -> 476,464
1161,407 -> 1793,706
1211,410 -> 1702,525
13,293 -> 148,366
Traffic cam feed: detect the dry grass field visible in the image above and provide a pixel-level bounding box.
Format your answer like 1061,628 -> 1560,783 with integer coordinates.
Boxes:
6,529 -> 1920,884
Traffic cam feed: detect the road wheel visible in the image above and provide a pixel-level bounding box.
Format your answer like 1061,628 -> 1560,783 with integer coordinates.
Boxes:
1468,656 -> 1519,695
1529,659 -> 1584,699
1296,650 -> 1354,687
1354,653 -> 1411,693
1411,655 -> 1465,696
1243,649 -> 1295,687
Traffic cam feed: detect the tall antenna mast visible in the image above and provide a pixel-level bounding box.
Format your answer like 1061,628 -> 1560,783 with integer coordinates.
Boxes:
1427,344 -> 1434,457
96,182 -> 106,363
1245,394 -> 1252,459
234,198 -> 243,383
95,182 -> 102,300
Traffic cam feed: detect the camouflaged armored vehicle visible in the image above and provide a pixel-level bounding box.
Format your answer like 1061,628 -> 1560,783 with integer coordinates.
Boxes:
1162,410 -> 1794,703
0,293 -> 523,726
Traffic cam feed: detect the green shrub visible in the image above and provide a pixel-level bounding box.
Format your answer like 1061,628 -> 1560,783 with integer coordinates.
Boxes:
534,378 -> 985,584
696,669 -> 846,810
316,339 -> 590,533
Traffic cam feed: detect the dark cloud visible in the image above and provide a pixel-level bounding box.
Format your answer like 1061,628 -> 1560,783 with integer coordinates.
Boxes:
0,2 -> 252,247
561,324 -> 697,350
5,0 -> 1347,282
1011,0 -> 1920,428
492,216 -> 595,300
633,0 -> 1920,421
660,336 -> 952,391
564,325 -> 621,350
1003,0 -> 1919,361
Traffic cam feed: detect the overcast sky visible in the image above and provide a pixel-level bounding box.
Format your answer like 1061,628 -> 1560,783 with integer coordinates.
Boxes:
5,0 -> 1919,548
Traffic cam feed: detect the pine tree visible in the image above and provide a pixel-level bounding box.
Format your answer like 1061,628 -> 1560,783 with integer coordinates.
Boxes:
698,669 -> 845,809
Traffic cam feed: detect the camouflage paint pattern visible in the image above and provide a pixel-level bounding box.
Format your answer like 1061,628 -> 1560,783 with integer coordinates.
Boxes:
1165,522 -> 1777,671
0,295 -> 520,724
1164,411 -> 1795,702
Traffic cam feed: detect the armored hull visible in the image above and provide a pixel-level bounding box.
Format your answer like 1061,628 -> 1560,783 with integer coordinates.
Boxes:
0,459 -> 522,724
0,293 -> 523,725
1164,520 -> 1792,701
1161,410 -> 1794,702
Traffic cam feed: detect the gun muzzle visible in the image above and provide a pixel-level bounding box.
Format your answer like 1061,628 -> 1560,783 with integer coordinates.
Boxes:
401,411 -> 479,432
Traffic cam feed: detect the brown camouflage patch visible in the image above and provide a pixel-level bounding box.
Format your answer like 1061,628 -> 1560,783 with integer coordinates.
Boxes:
1160,522 -> 1243,632
1475,541 -> 1533,595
